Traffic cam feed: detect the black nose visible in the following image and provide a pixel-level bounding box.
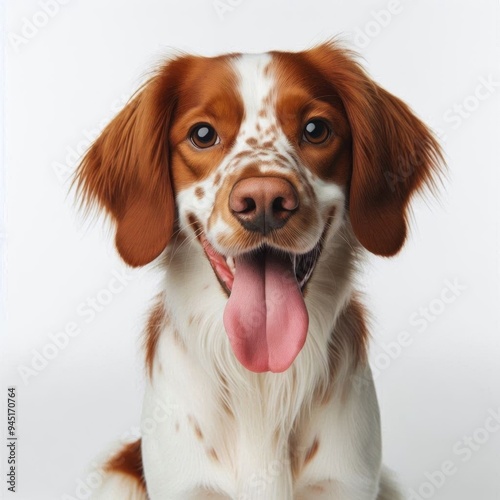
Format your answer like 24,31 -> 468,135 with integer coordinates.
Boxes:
229,177 -> 299,234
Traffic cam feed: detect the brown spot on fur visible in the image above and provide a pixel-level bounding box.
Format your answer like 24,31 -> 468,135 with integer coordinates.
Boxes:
311,484 -> 326,493
213,172 -> 221,185
262,141 -> 274,149
314,296 -> 370,405
290,432 -> 320,479
289,429 -> 301,479
104,439 -> 146,491
195,186 -> 205,199
144,293 -> 167,378
267,124 -> 278,134
221,400 -> 234,418
216,370 -> 234,419
275,153 -> 289,164
337,298 -> 369,369
246,137 -> 258,146
194,424 -> 203,440
232,150 -> 253,161
326,206 -> 336,221
188,212 -> 202,233
188,415 -> 204,440
263,93 -> 273,108
304,439 -> 319,465
208,447 -> 219,462
172,328 -> 187,352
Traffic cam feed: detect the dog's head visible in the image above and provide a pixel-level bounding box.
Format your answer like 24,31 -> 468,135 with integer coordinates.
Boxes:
75,42 -> 443,373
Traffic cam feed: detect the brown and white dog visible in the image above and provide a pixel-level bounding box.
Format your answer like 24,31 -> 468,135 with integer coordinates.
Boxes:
76,42 -> 442,499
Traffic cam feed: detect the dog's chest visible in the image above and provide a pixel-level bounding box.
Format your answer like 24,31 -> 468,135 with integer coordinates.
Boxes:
141,339 -> 314,497
139,242 -> 379,497
141,329 -> 380,499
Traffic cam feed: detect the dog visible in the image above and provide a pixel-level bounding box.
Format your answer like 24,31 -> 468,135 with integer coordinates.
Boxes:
75,42 -> 443,499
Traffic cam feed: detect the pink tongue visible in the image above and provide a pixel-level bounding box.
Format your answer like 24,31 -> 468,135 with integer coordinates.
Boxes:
223,250 -> 309,373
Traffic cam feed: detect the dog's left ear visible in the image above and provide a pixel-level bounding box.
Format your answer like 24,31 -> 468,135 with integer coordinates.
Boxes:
74,58 -> 188,266
306,43 -> 444,256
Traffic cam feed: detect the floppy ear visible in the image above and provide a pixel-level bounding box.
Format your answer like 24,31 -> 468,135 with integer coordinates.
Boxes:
306,43 -> 444,256
75,64 -> 181,267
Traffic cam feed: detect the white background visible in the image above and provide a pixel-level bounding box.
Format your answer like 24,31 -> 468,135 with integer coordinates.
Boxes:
1,0 -> 500,499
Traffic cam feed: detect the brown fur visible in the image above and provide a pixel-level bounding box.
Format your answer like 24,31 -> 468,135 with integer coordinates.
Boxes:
303,438 -> 320,466
315,296 -> 370,406
144,294 -> 167,378
104,439 -> 146,491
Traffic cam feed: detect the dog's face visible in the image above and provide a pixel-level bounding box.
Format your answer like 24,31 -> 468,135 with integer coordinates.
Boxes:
76,43 -> 442,373
171,52 -> 350,258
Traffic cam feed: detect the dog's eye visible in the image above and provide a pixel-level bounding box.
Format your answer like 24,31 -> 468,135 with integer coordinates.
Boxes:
190,123 -> 220,149
303,119 -> 330,144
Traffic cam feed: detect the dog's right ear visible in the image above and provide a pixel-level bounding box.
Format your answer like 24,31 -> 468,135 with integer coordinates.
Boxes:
74,60 -> 185,267
305,42 -> 444,257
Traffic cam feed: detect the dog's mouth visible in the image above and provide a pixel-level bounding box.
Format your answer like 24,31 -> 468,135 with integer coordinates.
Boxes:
200,234 -> 322,295
198,231 -> 323,373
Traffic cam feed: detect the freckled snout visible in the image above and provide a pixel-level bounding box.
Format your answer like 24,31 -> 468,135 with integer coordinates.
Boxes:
229,177 -> 299,234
